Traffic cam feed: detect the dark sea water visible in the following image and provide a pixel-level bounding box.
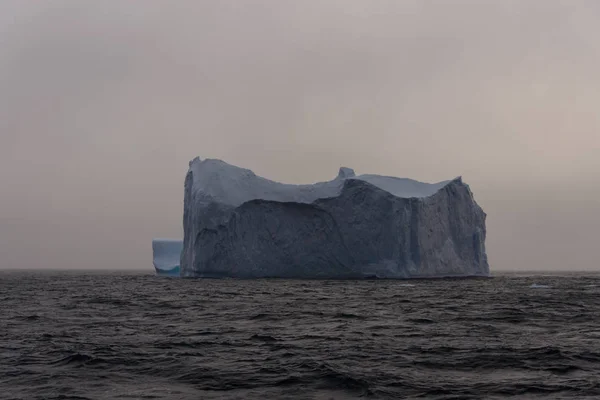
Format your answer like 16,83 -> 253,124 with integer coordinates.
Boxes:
2,271 -> 600,400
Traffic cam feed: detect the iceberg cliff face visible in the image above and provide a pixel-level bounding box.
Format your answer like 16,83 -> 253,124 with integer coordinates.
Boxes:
181,158 -> 489,278
152,239 -> 183,276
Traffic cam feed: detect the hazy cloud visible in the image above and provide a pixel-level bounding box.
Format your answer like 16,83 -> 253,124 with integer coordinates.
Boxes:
1,0 -> 598,270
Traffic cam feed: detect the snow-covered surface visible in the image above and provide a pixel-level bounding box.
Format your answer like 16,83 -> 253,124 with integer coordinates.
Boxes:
188,157 -> 450,206
152,239 -> 183,272
357,174 -> 450,199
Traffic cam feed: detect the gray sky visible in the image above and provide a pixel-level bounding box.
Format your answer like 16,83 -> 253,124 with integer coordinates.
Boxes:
1,0 -> 598,271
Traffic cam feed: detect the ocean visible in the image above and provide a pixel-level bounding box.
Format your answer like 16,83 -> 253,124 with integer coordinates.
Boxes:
2,270 -> 600,399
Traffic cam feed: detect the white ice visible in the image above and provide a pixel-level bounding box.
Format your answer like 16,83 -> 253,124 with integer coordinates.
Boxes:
188,157 -> 452,207
530,283 -> 551,289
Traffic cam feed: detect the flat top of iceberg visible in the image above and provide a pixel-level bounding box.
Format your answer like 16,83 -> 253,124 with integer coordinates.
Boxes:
357,174 -> 450,198
188,158 -> 452,206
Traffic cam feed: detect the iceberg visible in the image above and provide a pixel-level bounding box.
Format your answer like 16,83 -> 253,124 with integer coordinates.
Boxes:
152,239 -> 183,277
181,158 -> 490,279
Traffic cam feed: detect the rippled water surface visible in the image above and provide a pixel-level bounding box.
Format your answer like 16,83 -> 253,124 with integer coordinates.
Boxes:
2,270 -> 600,399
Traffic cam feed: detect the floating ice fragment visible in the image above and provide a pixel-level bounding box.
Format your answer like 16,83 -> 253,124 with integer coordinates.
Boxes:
530,283 -> 551,289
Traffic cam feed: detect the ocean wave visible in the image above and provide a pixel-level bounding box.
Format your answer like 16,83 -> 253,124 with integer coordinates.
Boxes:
3,271 -> 600,399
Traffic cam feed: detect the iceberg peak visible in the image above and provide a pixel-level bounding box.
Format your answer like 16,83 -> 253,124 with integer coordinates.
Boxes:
337,167 -> 356,179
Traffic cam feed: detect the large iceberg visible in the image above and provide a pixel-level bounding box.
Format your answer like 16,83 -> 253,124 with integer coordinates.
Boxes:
181,158 -> 489,279
152,239 -> 183,276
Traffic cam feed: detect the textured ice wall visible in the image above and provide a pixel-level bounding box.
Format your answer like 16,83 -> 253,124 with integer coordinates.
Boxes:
182,158 -> 489,278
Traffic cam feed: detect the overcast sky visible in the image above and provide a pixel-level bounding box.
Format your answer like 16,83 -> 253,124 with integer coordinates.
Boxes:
1,0 -> 598,271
